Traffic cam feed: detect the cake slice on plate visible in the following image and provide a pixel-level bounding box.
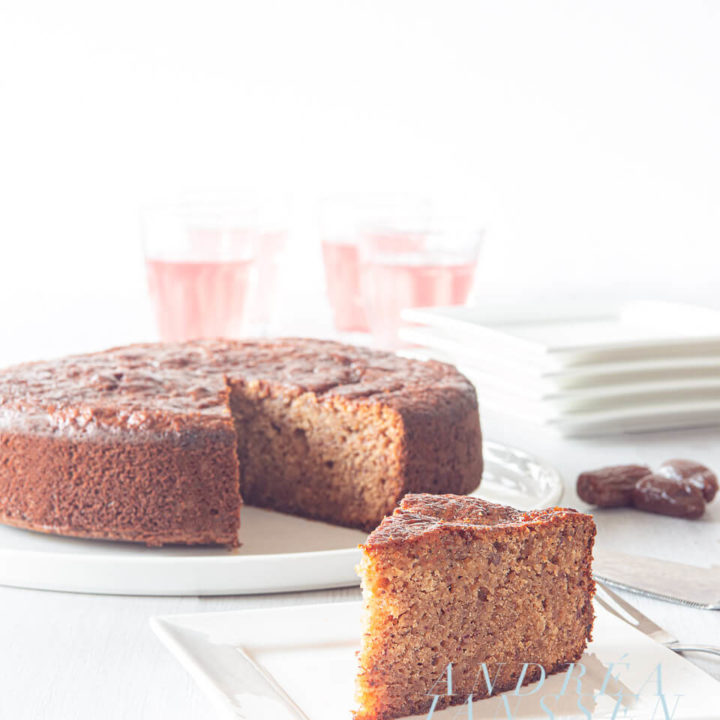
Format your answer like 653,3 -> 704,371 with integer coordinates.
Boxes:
355,493 -> 596,720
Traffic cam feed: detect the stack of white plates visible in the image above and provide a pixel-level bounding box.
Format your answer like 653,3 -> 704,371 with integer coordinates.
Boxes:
400,301 -> 720,436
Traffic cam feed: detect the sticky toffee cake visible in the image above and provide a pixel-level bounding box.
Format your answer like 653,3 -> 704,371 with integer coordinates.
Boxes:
0,339 -> 482,546
355,494 -> 596,720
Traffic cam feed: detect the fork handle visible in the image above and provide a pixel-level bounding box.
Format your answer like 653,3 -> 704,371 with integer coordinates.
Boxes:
667,642 -> 720,657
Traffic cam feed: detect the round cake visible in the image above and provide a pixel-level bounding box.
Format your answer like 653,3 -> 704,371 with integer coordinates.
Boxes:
0,338 -> 483,546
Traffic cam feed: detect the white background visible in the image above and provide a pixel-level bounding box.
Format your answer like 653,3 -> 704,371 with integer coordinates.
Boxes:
1,0 -> 720,364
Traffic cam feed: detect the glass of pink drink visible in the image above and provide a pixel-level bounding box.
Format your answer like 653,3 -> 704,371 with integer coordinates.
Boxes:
320,195 -> 431,334
321,241 -> 367,332
246,195 -> 289,335
142,201 -> 257,342
359,225 -> 483,350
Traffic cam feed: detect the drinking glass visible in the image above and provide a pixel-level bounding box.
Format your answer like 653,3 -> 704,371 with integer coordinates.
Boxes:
359,224 -> 484,349
246,194 -> 289,335
142,198 -> 257,342
319,195 -> 431,334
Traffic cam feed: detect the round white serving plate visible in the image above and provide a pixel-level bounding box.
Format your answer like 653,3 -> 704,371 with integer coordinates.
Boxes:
0,441 -> 562,597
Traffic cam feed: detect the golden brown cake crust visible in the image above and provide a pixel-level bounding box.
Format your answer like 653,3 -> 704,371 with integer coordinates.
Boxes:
363,493 -> 584,548
0,338 -> 474,434
0,340 -> 482,545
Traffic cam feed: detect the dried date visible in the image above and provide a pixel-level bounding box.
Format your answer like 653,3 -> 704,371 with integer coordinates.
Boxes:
576,464 -> 652,507
632,474 -> 706,520
657,459 -> 718,503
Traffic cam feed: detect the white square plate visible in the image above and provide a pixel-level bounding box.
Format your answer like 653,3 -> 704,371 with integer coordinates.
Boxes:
402,301 -> 720,368
151,600 -> 720,720
400,302 -> 720,434
401,326 -> 720,392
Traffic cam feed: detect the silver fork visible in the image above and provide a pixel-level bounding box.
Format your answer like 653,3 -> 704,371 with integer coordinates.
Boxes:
595,582 -> 720,658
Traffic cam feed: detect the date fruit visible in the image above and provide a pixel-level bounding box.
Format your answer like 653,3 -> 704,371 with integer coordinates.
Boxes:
576,464 -> 652,507
657,459 -> 718,503
632,474 -> 706,520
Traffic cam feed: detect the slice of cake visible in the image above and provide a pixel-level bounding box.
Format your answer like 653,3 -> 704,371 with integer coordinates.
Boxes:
355,494 -> 596,720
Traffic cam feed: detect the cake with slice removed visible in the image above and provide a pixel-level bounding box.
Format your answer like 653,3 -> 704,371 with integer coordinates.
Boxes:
354,494 -> 596,720
0,339 -> 482,546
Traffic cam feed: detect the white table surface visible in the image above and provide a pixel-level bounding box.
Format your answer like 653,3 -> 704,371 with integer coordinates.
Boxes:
0,408 -> 718,719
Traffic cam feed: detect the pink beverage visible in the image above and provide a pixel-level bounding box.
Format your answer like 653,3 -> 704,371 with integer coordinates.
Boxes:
322,233 -> 426,333
361,257 -> 477,349
249,230 -> 285,328
364,231 -> 426,255
322,242 -> 369,332
146,258 -> 253,342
